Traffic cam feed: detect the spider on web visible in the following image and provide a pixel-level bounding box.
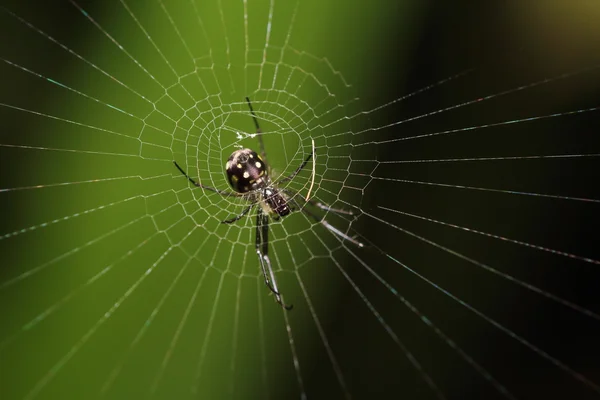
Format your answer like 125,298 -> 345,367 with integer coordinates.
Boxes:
173,97 -> 363,309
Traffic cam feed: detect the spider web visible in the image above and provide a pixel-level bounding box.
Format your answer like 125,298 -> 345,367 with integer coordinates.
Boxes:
1,1 -> 600,399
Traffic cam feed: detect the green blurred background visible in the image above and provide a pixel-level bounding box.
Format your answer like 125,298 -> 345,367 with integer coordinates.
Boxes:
1,1 -> 600,399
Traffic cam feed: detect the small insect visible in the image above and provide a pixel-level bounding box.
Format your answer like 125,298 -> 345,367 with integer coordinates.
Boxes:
174,97 -> 363,309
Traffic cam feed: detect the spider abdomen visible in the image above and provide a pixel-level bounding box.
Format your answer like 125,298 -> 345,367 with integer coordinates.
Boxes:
225,148 -> 267,193
263,187 -> 291,217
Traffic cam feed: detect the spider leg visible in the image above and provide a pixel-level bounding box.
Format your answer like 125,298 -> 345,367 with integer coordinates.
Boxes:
276,151 -> 313,185
222,203 -> 255,224
282,188 -> 354,216
288,197 -> 364,248
256,208 -> 293,310
245,97 -> 267,162
173,160 -> 241,197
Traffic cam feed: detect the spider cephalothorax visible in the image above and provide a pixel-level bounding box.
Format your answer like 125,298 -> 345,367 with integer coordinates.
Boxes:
173,97 -> 362,309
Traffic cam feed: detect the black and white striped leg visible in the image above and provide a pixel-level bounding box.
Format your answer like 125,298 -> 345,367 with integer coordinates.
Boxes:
282,188 -> 354,216
222,204 -> 254,224
246,97 -> 268,162
256,208 -> 293,310
173,161 -> 241,197
276,151 -> 313,185
288,197 -> 364,248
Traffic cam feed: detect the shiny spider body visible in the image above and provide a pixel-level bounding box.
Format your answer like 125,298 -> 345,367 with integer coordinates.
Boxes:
174,97 -> 362,309
225,148 -> 290,217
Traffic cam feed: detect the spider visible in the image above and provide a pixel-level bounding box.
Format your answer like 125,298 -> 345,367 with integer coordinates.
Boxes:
173,97 -> 363,309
